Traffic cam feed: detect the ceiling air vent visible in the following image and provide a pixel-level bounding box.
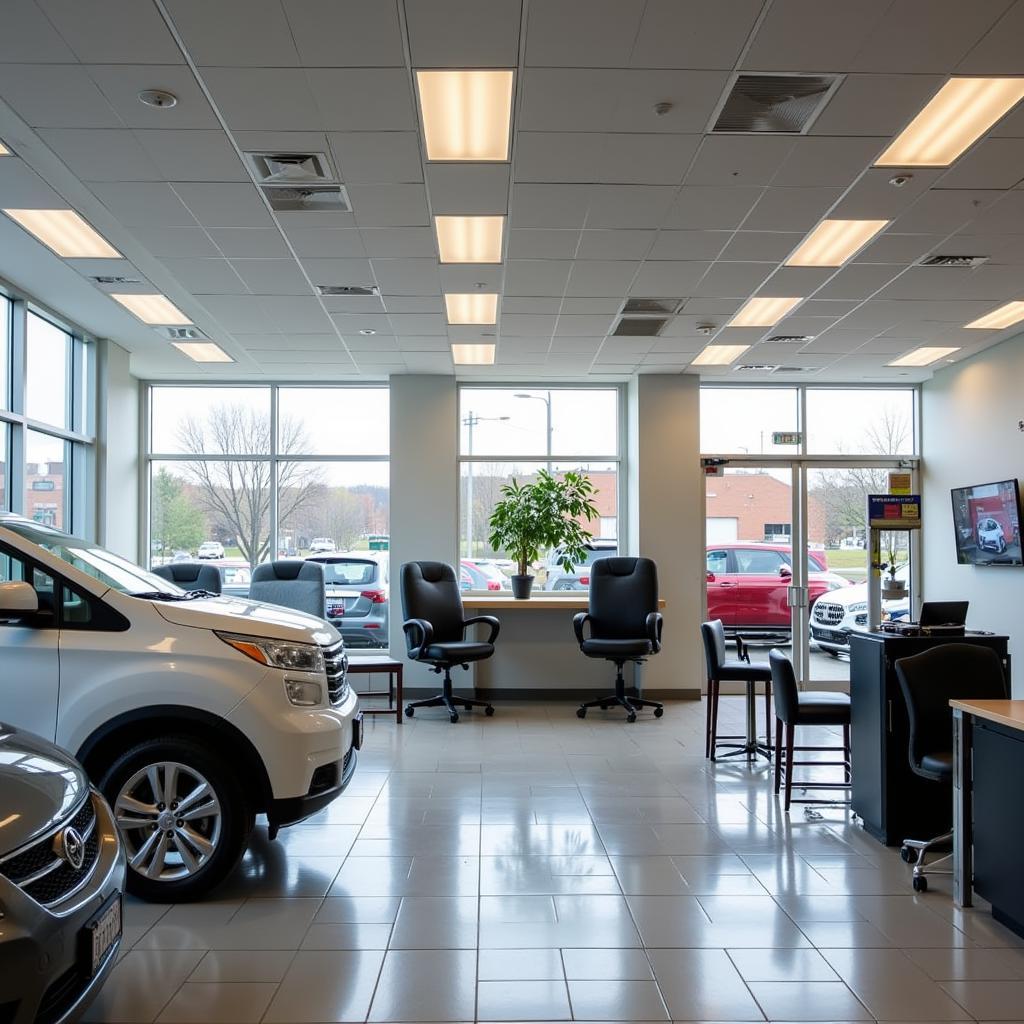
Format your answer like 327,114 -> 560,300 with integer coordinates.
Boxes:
158,326 -> 206,341
261,185 -> 351,212
767,334 -> 815,344
735,363 -> 779,372
621,297 -> 681,315
91,274 -> 143,285
919,254 -> 989,268
316,284 -> 380,297
613,317 -> 667,337
713,74 -> 839,134
246,152 -> 334,185
772,366 -> 815,374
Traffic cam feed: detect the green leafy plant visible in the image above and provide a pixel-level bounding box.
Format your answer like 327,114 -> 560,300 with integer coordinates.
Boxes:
488,469 -> 600,578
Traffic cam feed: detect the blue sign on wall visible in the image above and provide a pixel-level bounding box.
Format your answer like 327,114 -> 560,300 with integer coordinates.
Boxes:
868,494 -> 922,530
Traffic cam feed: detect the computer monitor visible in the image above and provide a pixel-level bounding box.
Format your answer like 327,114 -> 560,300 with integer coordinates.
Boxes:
919,601 -> 969,627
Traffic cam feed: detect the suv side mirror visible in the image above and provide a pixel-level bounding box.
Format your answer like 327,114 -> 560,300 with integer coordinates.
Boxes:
706,571 -> 715,582
778,565 -> 792,578
0,581 -> 39,623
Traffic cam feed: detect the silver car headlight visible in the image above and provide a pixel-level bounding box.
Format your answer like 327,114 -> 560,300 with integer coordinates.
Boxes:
217,632 -> 326,673
849,602 -> 868,614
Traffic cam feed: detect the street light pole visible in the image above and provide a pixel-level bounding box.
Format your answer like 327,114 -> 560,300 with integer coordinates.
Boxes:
513,391 -> 553,472
462,412 -> 508,557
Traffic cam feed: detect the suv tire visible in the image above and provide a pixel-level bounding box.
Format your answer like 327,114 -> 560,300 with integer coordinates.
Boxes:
98,736 -> 253,902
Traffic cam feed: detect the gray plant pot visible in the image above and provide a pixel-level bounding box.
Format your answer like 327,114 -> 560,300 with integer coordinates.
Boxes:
510,575 -> 534,600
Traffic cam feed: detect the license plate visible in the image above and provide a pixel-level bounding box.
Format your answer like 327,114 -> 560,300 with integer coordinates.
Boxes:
329,605 -> 344,617
84,892 -> 122,976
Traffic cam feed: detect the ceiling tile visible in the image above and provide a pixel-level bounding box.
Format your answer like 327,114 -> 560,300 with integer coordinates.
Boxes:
560,297 -> 621,314
947,233 -> 1024,265
0,64 -> 120,128
385,295 -> 443,313
174,182 -> 273,228
762,266 -> 834,294
438,265 -> 504,293
892,188 -> 1001,234
583,186 -> 677,230
853,232 -> 943,265
812,74 -> 946,136
576,230 -> 655,261
330,312 -> 391,335
425,164 -> 510,215
161,257 -> 248,295
201,68 -> 321,130
319,294 -> 386,314
771,137 -> 887,187
719,231 -> 801,263
565,260 -> 640,297
38,128 -> 161,181
329,133 -> 422,183
91,181 -> 198,226
631,0 -> 763,69
810,263 -> 902,301
936,138 -> 1024,190
40,0 -> 184,63
198,293 -> 274,332
396,336 -> 449,351
505,260 -> 572,297
207,228 -> 293,258
500,314 -> 557,337
231,258 -> 312,295
285,229 -> 366,258
0,1 -> 77,62
514,133 -> 699,185
128,225 -> 218,257
298,257 -> 375,286
628,261 -> 710,296
86,64 -> 220,129
510,184 -> 591,228
664,187 -> 762,230
743,187 -> 845,231
501,297 -> 562,313
359,227 -> 437,258
133,129 -> 247,181
526,0 -> 645,67
258,295 -> 333,332
963,191 -> 1024,235
405,0 -> 522,66
686,136 -> 795,187
165,0 -> 299,66
507,229 -> 580,260
830,167 -> 942,220
387,313 -> 448,336
370,257 -> 441,295
349,184 -> 430,228
307,69 -> 416,131
692,261 -> 771,298
554,313 -> 616,336
648,231 -> 730,261
282,0 -> 404,66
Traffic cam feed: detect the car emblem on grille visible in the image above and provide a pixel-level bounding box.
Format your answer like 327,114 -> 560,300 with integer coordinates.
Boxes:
53,826 -> 85,870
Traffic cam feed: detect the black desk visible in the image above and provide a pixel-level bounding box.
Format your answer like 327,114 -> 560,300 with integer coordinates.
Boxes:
850,630 -> 1009,846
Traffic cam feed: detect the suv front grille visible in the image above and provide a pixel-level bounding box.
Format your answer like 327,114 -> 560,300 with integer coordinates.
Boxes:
323,638 -> 349,706
814,601 -> 844,626
0,794 -> 100,908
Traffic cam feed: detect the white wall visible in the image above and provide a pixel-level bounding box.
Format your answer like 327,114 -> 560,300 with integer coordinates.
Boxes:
95,340 -> 139,560
921,332 -> 1024,692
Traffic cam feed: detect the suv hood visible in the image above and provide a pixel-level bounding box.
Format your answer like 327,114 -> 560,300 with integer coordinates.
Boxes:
152,595 -> 340,645
0,724 -> 89,855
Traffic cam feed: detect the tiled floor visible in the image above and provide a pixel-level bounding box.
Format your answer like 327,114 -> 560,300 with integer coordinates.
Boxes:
89,697 -> 1024,1024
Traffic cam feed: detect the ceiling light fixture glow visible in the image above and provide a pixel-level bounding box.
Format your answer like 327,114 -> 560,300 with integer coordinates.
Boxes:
691,344 -> 750,366
0,141 -> 11,156
785,219 -> 889,266
728,296 -> 802,327
172,341 -> 233,363
451,343 -> 495,365
964,300 -> 1024,330
887,346 -> 960,367
445,292 -> 498,325
112,292 -> 192,325
875,77 -> 1024,167
435,215 -> 504,263
416,70 -> 514,161
3,208 -> 120,258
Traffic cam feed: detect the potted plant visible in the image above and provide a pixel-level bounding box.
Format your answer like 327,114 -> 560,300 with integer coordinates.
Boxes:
488,469 -> 600,599
881,532 -> 907,600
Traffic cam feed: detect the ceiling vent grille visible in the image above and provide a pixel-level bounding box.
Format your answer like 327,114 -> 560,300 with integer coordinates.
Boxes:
246,152 -> 334,185
735,363 -> 779,372
621,297 -> 681,315
713,74 -> 839,134
772,365 -> 815,374
261,185 -> 351,212
90,274 -> 143,285
613,317 -> 667,337
316,284 -> 380,297
158,326 -> 206,340
767,334 -> 815,344
919,254 -> 989,268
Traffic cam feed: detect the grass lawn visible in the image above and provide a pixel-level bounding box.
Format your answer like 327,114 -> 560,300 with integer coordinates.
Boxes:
825,548 -> 869,569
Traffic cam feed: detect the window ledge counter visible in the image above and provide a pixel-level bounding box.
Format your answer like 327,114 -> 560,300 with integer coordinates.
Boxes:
460,594 -> 668,698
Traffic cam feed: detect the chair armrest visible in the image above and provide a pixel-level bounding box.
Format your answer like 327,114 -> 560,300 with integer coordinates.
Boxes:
645,612 -> 663,653
402,618 -> 434,660
573,612 -> 591,647
735,633 -> 751,663
463,614 -> 500,645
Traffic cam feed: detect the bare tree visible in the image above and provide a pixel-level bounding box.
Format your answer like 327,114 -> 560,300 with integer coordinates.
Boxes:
177,404 -> 323,567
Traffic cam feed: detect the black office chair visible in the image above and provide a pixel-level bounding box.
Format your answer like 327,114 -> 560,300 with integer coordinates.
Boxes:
895,643 -> 1007,892
701,619 -> 772,761
400,561 -> 498,723
768,649 -> 851,811
573,557 -> 664,723
153,561 -> 221,595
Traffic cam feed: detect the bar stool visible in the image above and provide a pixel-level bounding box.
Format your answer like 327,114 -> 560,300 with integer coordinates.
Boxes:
701,619 -> 773,762
768,649 -> 851,811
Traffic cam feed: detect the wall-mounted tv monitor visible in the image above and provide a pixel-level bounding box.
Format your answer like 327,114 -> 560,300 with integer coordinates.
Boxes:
951,479 -> 1022,566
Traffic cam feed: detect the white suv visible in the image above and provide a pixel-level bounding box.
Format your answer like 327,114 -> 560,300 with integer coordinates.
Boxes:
0,513 -> 361,902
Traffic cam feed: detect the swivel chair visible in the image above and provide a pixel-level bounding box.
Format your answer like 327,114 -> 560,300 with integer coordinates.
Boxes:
400,561 -> 498,723
701,619 -> 772,761
153,561 -> 221,595
573,557 -> 664,722
768,649 -> 851,811
895,643 -> 1007,892
250,559 -> 326,617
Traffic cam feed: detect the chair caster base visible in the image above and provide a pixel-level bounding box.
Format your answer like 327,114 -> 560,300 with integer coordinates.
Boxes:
449,713 -> 459,723
484,705 -> 495,716
901,844 -> 918,864
404,706 -> 414,717
653,706 -> 664,718
913,874 -> 928,893
576,707 -> 586,719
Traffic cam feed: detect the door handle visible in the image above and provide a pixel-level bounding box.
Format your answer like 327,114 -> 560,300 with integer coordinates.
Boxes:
719,581 -> 738,587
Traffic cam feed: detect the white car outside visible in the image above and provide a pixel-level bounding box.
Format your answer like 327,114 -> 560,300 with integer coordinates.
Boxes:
810,563 -> 910,656
0,513 -> 360,902
976,517 -> 1007,553
309,538 -> 337,554
197,540 -> 225,559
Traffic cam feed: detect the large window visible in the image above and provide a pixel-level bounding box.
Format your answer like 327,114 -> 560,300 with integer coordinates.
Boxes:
0,291 -> 94,529
147,385 -> 389,569
457,387 -> 621,588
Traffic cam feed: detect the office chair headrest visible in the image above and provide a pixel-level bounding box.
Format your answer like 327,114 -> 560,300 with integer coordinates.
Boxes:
166,563 -> 204,583
408,561 -> 456,584
254,559 -> 322,582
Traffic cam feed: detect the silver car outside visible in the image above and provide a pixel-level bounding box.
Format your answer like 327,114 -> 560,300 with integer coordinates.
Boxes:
0,724 -> 126,1024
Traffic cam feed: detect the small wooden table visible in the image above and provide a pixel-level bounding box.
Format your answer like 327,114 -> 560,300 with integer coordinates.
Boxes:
348,655 -> 403,724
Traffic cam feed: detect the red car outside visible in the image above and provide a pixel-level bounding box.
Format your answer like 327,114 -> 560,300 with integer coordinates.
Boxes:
706,542 -> 849,633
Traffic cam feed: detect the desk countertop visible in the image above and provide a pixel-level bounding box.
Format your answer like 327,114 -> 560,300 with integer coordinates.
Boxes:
462,595 -> 667,611
950,699 -> 1024,733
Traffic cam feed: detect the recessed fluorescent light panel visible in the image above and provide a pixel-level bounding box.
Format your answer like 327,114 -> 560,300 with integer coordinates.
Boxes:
452,343 -> 495,365
887,346 -> 960,367
964,301 -> 1024,330
786,219 -> 889,267
728,296 -> 802,327
112,293 -> 192,325
3,208 -> 120,258
875,78 -> 1024,167
435,215 -> 504,263
691,345 -> 750,366
445,292 -> 498,325
172,341 -> 233,363
416,70 -> 514,161
0,141 -> 10,155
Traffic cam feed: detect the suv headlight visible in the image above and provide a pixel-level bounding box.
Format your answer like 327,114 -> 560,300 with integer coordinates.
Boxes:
849,602 -> 868,614
217,632 -> 326,673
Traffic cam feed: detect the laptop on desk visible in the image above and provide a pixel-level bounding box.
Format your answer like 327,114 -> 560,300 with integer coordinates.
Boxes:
918,601 -> 969,627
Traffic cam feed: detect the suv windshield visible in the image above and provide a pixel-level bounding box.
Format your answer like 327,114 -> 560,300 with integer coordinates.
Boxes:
1,519 -> 183,596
